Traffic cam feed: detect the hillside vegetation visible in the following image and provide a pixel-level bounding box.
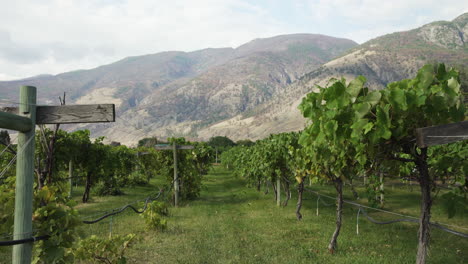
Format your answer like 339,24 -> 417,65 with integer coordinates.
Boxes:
1,14 -> 468,144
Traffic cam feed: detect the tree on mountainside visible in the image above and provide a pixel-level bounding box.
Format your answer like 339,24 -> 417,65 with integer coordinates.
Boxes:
207,136 -> 236,149
138,136 -> 158,148
236,139 -> 254,146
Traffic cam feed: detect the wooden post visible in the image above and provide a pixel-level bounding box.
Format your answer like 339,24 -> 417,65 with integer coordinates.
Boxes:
68,160 -> 73,198
380,171 -> 384,206
12,86 -> 36,264
277,177 -> 281,206
136,152 -> 140,173
173,142 -> 179,207
154,144 -> 192,206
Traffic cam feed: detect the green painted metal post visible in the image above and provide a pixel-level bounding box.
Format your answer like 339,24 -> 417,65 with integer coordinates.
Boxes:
173,142 -> 179,207
277,177 -> 281,206
12,86 -> 36,264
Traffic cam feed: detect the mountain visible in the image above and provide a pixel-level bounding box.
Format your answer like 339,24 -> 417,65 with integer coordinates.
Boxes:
2,13 -> 466,145
0,48 -> 236,104
198,13 -> 468,141
0,34 -> 357,144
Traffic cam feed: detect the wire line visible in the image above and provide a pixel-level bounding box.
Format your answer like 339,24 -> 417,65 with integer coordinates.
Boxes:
304,187 -> 468,237
0,135 -> 35,180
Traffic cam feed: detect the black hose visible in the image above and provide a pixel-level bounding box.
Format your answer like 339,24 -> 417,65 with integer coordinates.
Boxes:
0,235 -> 49,246
82,188 -> 165,224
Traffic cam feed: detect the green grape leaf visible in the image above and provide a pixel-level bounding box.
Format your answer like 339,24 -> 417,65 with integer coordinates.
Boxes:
363,91 -> 381,107
389,88 -> 408,111
447,77 -> 460,95
417,64 -> 435,90
347,75 -> 366,101
354,103 -> 371,118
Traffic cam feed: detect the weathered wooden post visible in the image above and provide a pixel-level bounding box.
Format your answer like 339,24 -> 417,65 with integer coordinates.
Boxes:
380,171 -> 384,206
277,177 -> 281,206
414,121 -> 467,264
12,85 -> 36,264
155,143 -> 194,207
173,142 -> 179,207
68,160 -> 73,198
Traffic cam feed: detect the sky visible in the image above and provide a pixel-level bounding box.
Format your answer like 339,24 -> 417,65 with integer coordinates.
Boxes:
0,0 -> 467,81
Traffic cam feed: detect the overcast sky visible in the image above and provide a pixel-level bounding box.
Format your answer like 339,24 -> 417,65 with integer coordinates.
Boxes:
0,0 -> 467,81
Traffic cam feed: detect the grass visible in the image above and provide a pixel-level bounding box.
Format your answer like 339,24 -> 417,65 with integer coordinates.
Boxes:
79,166 -> 467,263
1,166 -> 467,263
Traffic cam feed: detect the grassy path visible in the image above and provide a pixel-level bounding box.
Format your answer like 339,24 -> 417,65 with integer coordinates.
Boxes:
118,166 -> 467,264
2,166 -> 466,263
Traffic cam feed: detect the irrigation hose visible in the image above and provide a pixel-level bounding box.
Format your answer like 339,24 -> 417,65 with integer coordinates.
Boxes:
0,235 -> 49,246
82,190 -> 163,224
0,183 -> 170,246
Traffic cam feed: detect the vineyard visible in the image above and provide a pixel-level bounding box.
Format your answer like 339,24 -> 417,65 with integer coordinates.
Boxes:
0,63 -> 467,263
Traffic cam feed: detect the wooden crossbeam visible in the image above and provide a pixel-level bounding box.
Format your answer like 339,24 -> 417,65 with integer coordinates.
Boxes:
415,120 -> 468,148
0,110 -> 32,132
154,144 -> 194,150
1,104 -> 115,124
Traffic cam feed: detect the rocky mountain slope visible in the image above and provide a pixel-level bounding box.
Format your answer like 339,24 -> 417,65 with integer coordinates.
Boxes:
198,13 -> 468,141
1,34 -> 357,144
2,13 -> 467,145
0,48 -> 236,104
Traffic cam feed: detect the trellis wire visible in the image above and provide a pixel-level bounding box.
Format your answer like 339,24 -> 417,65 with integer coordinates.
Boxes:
0,135 -> 35,180
0,133 -> 18,158
304,187 -> 468,238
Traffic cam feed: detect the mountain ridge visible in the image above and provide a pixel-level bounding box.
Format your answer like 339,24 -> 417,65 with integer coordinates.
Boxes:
1,13 -> 467,145
1,33 -> 357,144
196,12 -> 468,141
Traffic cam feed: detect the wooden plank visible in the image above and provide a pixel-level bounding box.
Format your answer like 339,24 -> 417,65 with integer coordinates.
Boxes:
154,145 -> 172,150
1,104 -> 115,124
155,145 -> 194,150
416,121 -> 468,148
0,111 -> 32,132
177,145 -> 194,150
36,104 -> 115,124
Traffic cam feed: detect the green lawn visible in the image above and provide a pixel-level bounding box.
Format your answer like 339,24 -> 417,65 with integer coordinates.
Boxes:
1,166 -> 467,263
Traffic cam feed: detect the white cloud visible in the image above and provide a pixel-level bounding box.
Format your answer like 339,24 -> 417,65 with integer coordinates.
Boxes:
301,0 -> 468,43
0,0 -> 288,79
0,0 -> 467,80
